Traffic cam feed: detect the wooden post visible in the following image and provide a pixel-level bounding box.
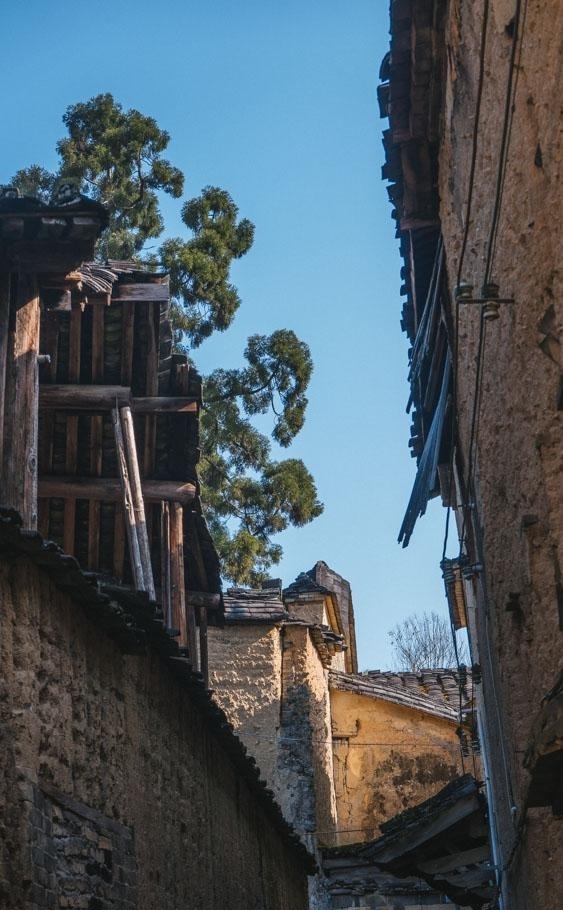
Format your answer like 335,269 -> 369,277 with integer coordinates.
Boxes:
63,305 -> 81,553
1,271 -> 40,528
120,406 -> 156,600
115,300 -> 135,580
199,605 -> 209,688
170,503 -> 189,651
88,303 -> 104,568
112,407 -> 144,591
160,501 -> 172,629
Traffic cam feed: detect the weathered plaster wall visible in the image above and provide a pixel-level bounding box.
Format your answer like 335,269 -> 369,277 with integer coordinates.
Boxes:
331,690 -> 462,845
0,558 -> 309,910
438,1 -> 563,906
277,624 -> 337,847
208,624 -> 283,786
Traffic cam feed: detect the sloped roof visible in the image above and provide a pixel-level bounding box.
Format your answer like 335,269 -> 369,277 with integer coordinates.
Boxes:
283,571 -> 333,599
330,667 -> 473,722
223,586 -> 289,624
356,775 -> 496,909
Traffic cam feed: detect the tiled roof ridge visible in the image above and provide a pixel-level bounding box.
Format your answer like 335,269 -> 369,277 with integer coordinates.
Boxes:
283,571 -> 333,598
329,670 -> 461,721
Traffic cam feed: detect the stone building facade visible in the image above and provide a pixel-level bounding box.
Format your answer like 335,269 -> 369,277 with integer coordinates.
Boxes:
381,0 -> 563,907
208,563 -> 473,908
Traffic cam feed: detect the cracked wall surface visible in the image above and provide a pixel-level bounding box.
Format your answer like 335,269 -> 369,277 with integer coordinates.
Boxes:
330,690 -> 463,845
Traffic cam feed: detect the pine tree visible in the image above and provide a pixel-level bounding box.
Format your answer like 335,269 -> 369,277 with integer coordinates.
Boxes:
11,94 -> 322,585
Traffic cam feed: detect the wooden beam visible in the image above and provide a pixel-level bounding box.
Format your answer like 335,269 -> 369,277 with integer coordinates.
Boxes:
39,386 -> 197,413
143,302 -> 158,480
418,844 -> 491,876
38,477 -> 197,504
112,282 -> 169,302
88,304 -> 104,569
63,305 -> 81,554
160,502 -> 172,629
115,301 -> 134,581
185,591 -> 222,609
133,397 -> 198,414
40,385 -> 131,410
170,503 -> 188,650
0,272 -> 40,528
199,605 -> 209,689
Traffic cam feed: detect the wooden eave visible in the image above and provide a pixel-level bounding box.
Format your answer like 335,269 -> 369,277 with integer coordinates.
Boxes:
358,775 -> 496,909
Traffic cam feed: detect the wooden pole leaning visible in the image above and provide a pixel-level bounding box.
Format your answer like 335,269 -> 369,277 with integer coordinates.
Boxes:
112,406 -> 145,592
119,406 -> 156,600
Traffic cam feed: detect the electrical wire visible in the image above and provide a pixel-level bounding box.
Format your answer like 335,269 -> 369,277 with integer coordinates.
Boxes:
441,0 -> 491,561
484,0 -> 525,284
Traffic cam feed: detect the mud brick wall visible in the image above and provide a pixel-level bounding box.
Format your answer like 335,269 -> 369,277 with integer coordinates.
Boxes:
208,624 -> 283,787
0,557 -> 309,910
437,1 -> 563,907
330,690 -> 462,845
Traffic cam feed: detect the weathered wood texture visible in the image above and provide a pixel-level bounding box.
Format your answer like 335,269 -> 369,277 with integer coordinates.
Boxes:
120,406 -> 155,599
112,407 -> 144,592
1,272 -> 40,528
39,477 -> 196,504
170,503 -> 189,652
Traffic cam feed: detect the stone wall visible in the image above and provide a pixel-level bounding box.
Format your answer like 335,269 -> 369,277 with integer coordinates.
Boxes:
330,690 -> 462,845
438,1 -> 563,906
0,557 -> 310,910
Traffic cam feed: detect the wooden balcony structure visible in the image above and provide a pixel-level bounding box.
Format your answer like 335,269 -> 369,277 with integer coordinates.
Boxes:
0,190 -> 221,681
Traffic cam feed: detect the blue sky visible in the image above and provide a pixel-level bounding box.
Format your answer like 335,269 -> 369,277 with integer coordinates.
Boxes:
1,1 -> 452,669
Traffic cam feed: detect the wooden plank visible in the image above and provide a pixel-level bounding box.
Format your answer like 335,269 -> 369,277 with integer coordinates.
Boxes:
133,397 -> 198,414
170,503 -> 188,650
115,300 -> 135,581
63,305 -> 81,554
418,844 -> 491,876
143,302 -> 158,478
113,506 -> 126,582
112,282 -> 169,302
0,272 -> 40,528
39,386 -> 197,413
120,406 -> 155,599
38,310 -> 60,483
39,477 -> 197,504
40,384 -> 131,410
88,303 -> 105,568
120,301 -> 135,386
112,407 -> 144,591
199,605 -> 209,689
160,502 -> 172,629
68,305 -> 82,382
185,591 -> 222,609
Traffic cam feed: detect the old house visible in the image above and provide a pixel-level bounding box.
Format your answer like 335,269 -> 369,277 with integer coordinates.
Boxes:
0,187 -> 312,909
208,562 -> 476,908
380,0 -> 563,906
